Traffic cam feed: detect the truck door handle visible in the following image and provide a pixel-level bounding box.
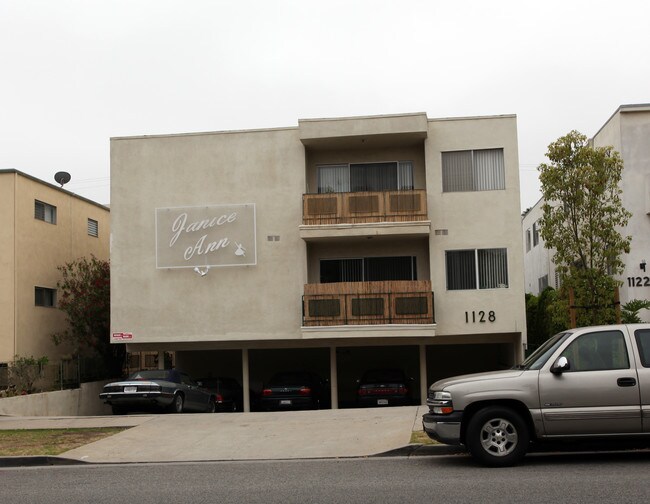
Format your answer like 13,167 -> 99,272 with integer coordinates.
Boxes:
617,377 -> 637,387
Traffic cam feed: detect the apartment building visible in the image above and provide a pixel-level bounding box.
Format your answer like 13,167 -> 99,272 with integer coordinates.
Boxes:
523,104 -> 650,318
110,112 -> 526,410
0,170 -> 110,364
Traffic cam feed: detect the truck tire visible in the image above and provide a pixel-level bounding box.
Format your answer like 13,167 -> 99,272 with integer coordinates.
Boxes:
466,406 -> 529,467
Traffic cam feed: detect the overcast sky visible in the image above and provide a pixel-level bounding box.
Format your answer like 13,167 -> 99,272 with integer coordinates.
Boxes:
1,0 -> 648,210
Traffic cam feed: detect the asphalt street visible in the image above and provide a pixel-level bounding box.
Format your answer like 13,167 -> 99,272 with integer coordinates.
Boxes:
2,451 -> 650,504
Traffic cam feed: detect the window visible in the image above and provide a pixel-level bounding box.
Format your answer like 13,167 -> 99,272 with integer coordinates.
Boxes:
442,148 -> 505,192
446,248 -> 509,290
538,275 -> 548,292
634,329 -> 650,368
532,222 -> 539,246
317,161 -> 414,193
525,229 -> 531,252
88,218 -> 99,237
34,200 -> 57,224
320,256 -> 417,283
35,287 -> 56,307
559,331 -> 629,371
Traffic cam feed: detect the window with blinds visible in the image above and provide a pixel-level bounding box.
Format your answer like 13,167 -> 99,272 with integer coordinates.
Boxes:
88,218 -> 99,237
441,148 -> 505,192
34,200 -> 57,224
320,256 -> 417,283
446,248 -> 509,290
317,161 -> 414,193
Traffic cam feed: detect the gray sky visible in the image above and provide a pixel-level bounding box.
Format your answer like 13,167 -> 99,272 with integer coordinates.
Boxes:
1,0 -> 648,210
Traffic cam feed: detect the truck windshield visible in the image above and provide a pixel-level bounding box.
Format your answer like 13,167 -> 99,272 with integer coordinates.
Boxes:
519,331 -> 572,370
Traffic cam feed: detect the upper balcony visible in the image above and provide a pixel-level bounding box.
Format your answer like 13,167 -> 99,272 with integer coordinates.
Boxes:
303,189 -> 428,225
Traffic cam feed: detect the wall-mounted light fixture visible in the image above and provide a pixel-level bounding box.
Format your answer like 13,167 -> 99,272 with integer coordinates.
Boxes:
641,260 -> 646,272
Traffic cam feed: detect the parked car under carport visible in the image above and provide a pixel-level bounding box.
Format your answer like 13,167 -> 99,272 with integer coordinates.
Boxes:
99,369 -> 216,414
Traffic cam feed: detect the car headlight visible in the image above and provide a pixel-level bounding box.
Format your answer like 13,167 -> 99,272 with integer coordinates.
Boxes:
428,391 -> 454,414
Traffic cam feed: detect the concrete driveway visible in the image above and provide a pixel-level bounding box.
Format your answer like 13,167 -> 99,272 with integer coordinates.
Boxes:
18,406 -> 429,463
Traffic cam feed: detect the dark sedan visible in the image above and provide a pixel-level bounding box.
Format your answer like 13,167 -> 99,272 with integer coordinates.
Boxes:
199,376 -> 244,412
99,369 -> 216,415
356,369 -> 412,407
260,371 -> 328,411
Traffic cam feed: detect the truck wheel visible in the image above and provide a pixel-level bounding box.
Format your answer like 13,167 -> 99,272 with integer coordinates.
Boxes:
466,406 -> 529,467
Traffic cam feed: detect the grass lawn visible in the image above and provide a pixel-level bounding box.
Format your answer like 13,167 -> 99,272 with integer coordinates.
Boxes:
0,428 -> 127,456
409,430 -> 438,445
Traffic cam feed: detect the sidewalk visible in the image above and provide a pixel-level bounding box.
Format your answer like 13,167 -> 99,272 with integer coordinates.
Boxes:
0,405 -> 463,466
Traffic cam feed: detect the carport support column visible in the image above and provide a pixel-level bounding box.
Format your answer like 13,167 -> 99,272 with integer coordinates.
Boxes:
330,346 -> 338,409
158,350 -> 165,370
242,349 -> 251,413
419,344 -> 427,405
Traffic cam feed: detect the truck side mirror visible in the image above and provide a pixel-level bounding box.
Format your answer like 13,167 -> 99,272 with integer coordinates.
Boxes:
551,356 -> 570,374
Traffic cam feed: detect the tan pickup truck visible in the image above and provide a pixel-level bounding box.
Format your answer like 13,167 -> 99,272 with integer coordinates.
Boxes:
423,324 -> 650,466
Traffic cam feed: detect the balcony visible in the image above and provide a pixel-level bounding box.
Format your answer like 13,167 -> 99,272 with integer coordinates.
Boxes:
302,189 -> 428,226
302,280 -> 434,327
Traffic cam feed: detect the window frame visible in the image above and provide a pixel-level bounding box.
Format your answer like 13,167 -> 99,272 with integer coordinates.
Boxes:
34,200 -> 57,224
317,160 -> 414,194
445,248 -> 509,291
441,148 -> 505,193
35,286 -> 57,307
88,218 -> 99,237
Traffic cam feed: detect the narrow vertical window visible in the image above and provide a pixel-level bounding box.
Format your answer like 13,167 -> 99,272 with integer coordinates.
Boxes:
88,218 -> 99,237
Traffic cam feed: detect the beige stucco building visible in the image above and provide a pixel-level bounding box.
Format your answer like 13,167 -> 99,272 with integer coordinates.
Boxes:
523,104 -> 650,320
111,112 -> 527,409
0,170 -> 110,365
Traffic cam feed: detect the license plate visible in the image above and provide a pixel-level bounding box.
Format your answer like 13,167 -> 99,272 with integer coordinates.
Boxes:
377,399 -> 388,405
124,386 -> 137,393
280,399 -> 292,405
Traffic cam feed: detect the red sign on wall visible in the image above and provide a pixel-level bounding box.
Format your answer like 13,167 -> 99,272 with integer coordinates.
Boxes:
112,332 -> 133,341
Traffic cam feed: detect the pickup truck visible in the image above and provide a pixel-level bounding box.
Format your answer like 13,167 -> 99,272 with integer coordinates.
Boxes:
423,324 -> 650,466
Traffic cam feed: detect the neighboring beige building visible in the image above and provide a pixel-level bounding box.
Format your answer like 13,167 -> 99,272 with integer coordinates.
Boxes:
111,112 -> 527,410
0,170 -> 110,365
523,104 -> 650,319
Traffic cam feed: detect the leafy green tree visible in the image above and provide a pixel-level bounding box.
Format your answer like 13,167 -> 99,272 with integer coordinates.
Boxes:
538,131 -> 631,327
53,256 -> 124,378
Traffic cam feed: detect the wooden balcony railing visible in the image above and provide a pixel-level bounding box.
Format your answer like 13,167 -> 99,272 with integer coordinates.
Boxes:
302,190 -> 428,225
302,280 -> 434,327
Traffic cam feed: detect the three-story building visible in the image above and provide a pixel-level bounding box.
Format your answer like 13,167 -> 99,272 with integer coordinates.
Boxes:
110,112 -> 526,410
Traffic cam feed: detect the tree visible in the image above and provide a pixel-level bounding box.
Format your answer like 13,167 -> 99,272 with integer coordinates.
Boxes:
538,131 -> 632,326
9,355 -> 49,394
621,299 -> 650,323
53,256 -> 124,378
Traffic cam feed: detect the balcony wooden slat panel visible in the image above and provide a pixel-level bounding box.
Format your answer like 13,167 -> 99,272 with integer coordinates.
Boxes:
302,280 -> 434,326
302,190 -> 427,225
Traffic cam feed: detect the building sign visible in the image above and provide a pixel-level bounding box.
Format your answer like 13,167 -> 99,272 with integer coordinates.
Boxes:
155,204 -> 257,269
112,332 -> 133,341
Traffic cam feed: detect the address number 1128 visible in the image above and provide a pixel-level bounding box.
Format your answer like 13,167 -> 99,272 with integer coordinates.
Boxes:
465,311 -> 496,323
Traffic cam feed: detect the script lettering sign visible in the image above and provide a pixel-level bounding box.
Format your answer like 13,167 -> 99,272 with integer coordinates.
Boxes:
155,204 -> 256,268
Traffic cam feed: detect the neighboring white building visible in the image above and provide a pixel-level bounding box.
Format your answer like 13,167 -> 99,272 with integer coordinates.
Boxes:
111,112 -> 527,410
523,104 -> 650,318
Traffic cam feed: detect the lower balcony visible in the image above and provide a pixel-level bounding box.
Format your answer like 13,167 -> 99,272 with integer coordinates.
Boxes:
302,280 -> 434,327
